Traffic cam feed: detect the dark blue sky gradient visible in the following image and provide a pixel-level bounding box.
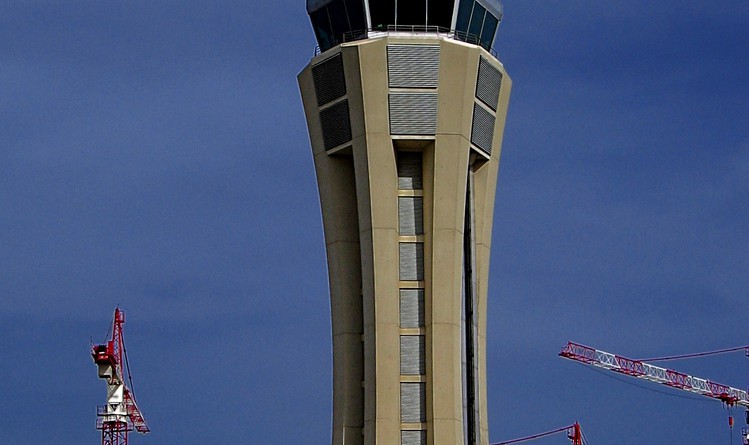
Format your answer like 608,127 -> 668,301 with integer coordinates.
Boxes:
1,1 -> 747,444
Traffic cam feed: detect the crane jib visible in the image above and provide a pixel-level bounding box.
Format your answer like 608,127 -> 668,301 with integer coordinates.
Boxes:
559,341 -> 749,408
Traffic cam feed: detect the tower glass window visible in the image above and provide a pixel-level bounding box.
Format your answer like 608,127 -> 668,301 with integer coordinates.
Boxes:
308,0 -> 502,51
308,0 -> 367,51
455,0 -> 503,49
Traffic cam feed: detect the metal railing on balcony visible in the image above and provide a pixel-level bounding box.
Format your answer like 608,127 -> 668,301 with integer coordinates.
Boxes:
314,26 -> 498,58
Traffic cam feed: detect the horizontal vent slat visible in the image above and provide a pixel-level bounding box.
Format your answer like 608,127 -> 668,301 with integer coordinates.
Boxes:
389,93 -> 438,135
388,45 -> 440,89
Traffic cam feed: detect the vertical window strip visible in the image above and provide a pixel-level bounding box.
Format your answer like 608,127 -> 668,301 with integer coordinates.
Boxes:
401,430 -> 427,445
399,289 -> 425,328
397,152 -> 423,190
400,335 -> 426,375
399,243 -> 425,281
400,382 -> 426,423
398,196 -> 424,235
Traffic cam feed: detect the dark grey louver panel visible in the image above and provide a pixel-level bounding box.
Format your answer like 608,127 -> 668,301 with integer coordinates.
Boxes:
400,383 -> 426,423
401,431 -> 427,445
389,93 -> 438,135
398,197 -> 424,235
312,53 -> 346,106
400,336 -> 426,375
320,100 -> 352,150
475,57 -> 502,111
470,103 -> 495,155
387,45 -> 440,89
398,152 -> 423,190
400,289 -> 425,328
399,243 -> 424,281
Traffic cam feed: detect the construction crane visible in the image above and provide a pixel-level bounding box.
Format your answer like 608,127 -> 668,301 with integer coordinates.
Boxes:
492,422 -> 583,445
92,308 -> 150,445
559,341 -> 749,444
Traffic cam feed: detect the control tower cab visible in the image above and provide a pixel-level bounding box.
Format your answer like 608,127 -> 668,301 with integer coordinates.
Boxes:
308,0 -> 503,52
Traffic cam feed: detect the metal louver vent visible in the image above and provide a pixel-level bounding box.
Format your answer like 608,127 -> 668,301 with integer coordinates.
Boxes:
400,289 -> 425,328
470,103 -> 495,155
400,383 -> 426,423
401,430 -> 427,445
475,57 -> 502,111
388,45 -> 440,89
320,100 -> 352,150
398,152 -> 423,190
312,53 -> 346,106
389,93 -> 438,135
400,336 -> 426,375
398,197 -> 424,235
399,243 -> 424,281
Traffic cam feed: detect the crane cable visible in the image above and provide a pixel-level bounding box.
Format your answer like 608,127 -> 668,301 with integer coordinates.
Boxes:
491,424 -> 577,445
637,345 -> 749,363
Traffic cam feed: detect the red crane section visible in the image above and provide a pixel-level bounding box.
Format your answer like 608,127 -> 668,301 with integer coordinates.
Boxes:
92,308 -> 150,445
559,341 -> 749,408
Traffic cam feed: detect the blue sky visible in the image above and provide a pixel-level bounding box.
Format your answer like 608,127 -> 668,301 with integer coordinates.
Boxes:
1,1 -> 747,444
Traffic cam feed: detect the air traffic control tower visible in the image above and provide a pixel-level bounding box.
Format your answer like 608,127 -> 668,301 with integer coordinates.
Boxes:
298,2 -> 511,445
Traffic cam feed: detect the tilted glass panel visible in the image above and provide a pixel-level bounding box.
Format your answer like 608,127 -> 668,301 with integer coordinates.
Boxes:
369,0 -> 396,30
456,0 -> 473,34
427,0 -> 455,29
397,0 -> 427,27
329,0 -> 353,44
479,12 -> 498,49
310,8 -> 335,51
345,0 -> 367,34
468,2 -> 485,40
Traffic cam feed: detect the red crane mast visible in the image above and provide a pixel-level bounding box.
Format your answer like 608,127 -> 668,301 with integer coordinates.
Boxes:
92,308 -> 150,445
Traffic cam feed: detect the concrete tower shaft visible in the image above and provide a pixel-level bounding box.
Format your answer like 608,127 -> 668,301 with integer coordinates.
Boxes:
299,14 -> 510,445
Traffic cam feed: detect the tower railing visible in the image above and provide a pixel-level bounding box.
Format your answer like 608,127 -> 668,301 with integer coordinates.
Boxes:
313,26 -> 498,58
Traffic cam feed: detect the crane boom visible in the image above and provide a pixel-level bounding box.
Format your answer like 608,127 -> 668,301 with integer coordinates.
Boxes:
492,422 -> 582,445
559,341 -> 749,408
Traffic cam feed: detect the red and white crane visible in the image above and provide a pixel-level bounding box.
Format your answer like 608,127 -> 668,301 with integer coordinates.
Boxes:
559,341 -> 749,443
92,308 -> 150,445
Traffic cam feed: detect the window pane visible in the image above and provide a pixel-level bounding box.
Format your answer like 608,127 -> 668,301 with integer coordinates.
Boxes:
345,0 -> 367,32
329,0 -> 352,43
370,0 -> 396,30
310,8 -> 335,51
427,0 -> 455,29
397,0 -> 427,27
455,0 -> 473,34
468,3 -> 485,41
479,12 -> 498,49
